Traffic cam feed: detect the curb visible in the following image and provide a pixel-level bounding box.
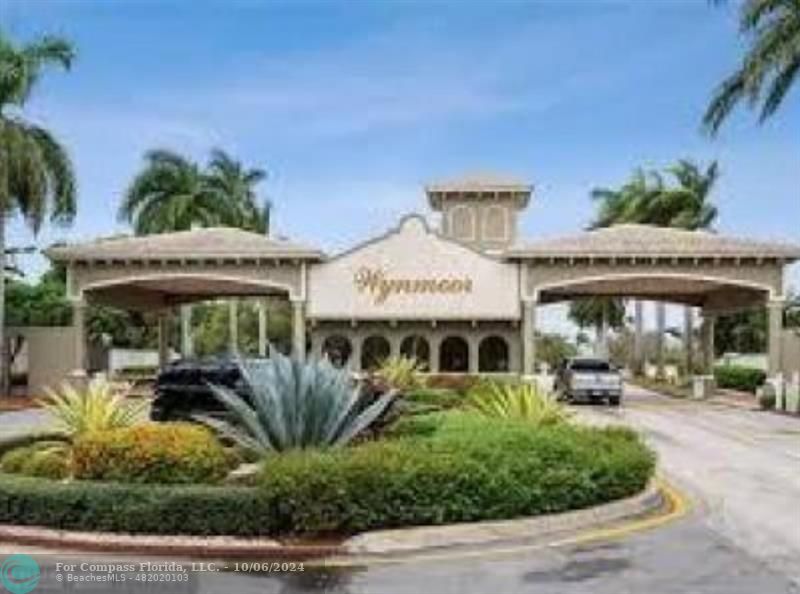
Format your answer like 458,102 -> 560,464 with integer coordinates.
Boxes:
0,482 -> 671,560
0,525 -> 340,559
343,480 -> 665,557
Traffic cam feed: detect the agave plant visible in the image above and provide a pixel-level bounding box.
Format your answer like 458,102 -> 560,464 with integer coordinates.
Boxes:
204,352 -> 397,454
39,378 -> 147,439
375,355 -> 427,392
467,381 -> 571,426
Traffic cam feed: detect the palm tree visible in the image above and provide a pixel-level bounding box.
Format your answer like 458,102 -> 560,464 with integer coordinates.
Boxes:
0,31 -> 77,394
205,148 -> 268,233
589,169 -> 664,230
120,149 -> 230,359
662,161 -> 720,375
588,160 -> 719,375
118,149 -> 232,234
205,149 -> 270,355
704,0 -> 800,134
575,169 -> 665,367
568,298 -> 626,358
641,161 -> 720,231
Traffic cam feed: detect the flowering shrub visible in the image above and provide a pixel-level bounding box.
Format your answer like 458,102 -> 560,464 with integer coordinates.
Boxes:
72,423 -> 232,484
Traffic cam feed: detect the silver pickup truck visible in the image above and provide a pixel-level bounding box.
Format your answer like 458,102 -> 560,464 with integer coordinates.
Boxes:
555,357 -> 623,406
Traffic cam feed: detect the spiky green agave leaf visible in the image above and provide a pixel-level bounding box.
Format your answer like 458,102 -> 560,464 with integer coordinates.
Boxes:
204,352 -> 397,454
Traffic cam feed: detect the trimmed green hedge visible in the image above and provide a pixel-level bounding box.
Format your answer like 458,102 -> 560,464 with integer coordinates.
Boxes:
257,414 -> 654,534
0,475 -> 269,535
714,365 -> 766,394
0,414 -> 655,536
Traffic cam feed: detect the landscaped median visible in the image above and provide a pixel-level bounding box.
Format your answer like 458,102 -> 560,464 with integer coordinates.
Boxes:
0,414 -> 654,542
0,355 -> 657,557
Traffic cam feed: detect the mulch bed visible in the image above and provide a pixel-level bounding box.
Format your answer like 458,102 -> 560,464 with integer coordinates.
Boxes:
0,396 -> 41,412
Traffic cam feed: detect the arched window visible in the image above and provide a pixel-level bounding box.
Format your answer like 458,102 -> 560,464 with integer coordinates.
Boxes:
450,206 -> 475,241
322,335 -> 352,368
400,335 -> 430,371
361,335 -> 391,370
439,336 -> 469,373
479,336 -> 510,372
483,205 -> 508,241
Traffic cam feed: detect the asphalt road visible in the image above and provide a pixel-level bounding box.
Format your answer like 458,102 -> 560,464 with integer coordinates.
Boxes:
580,385 -> 800,584
1,387 -> 798,593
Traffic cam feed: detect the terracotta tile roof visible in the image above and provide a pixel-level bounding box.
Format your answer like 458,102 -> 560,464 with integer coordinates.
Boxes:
505,224 -> 800,260
45,227 -> 325,262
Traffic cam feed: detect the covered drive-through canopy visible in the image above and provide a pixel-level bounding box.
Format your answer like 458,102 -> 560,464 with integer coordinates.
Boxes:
505,224 -> 800,377
46,221 -> 800,379
46,227 -> 325,371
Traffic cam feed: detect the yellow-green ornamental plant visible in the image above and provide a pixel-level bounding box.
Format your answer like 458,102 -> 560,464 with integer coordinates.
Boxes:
467,381 -> 571,426
39,378 -> 147,439
375,355 -> 427,392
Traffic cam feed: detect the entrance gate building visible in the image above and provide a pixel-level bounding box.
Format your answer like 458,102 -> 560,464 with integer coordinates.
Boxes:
48,175 -> 800,381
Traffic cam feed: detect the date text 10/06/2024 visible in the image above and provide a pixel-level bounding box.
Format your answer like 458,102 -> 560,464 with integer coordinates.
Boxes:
54,562 -> 306,573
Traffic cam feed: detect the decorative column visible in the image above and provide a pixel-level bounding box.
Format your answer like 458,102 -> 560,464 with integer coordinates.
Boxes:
656,302 -> 666,379
311,335 -> 324,360
522,300 -> 537,376
350,334 -> 362,372
157,310 -> 170,370
291,299 -> 306,361
767,297 -> 785,377
683,306 -> 694,375
597,301 -> 610,359
180,304 -> 193,358
700,311 -> 716,374
388,331 -> 402,360
633,300 -> 644,375
228,300 -> 239,355
258,298 -> 269,357
468,335 -> 480,374
428,334 -> 442,373
72,299 -> 88,375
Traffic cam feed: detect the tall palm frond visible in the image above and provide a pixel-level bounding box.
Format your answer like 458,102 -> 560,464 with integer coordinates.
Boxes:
205,148 -> 268,232
0,32 -> 75,109
704,0 -> 800,134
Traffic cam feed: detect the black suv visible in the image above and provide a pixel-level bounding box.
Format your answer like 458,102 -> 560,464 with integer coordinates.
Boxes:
150,357 -> 253,421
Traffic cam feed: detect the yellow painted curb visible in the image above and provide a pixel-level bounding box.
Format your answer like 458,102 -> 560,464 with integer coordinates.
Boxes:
314,477 -> 690,568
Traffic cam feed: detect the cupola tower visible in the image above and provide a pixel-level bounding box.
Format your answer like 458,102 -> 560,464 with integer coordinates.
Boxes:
425,173 -> 532,252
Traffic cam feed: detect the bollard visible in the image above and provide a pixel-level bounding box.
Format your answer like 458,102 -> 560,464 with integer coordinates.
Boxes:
692,375 -> 715,400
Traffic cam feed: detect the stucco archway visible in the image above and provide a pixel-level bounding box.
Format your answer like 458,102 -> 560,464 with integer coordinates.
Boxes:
361,335 -> 391,370
479,335 -> 510,372
321,335 -> 352,368
400,335 -> 431,370
439,336 -> 469,372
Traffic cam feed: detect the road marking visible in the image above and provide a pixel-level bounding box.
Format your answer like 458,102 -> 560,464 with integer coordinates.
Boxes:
311,478 -> 690,568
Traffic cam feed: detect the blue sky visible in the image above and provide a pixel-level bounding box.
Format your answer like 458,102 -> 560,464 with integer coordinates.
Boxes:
2,0 -> 799,332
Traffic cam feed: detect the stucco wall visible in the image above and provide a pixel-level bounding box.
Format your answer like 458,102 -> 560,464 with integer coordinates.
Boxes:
8,326 -> 76,396
782,330 -> 800,375
308,215 -> 520,321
